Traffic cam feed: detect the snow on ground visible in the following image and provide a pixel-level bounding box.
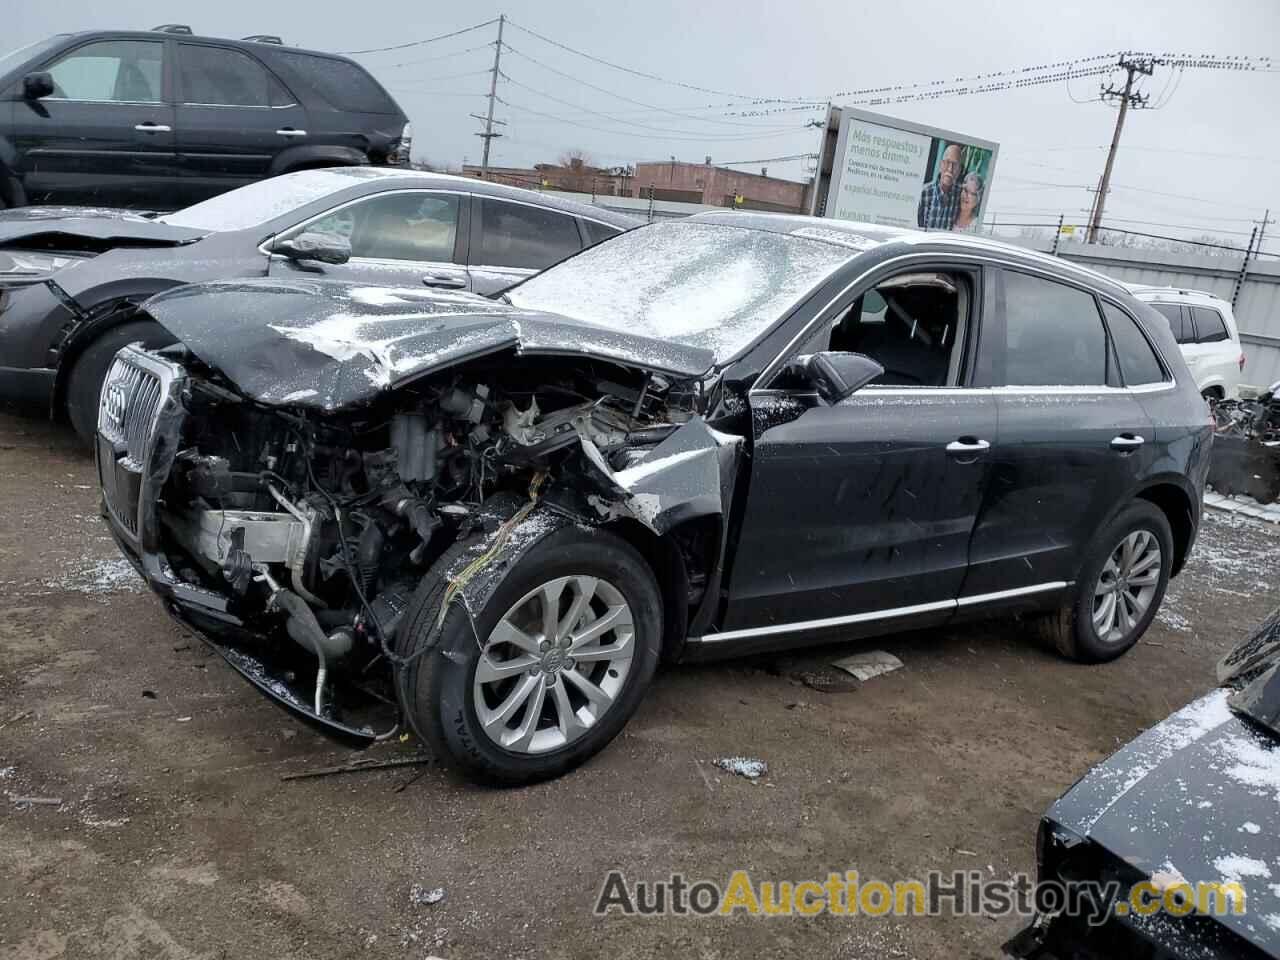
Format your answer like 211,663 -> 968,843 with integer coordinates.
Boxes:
1204,489 -> 1280,524
41,557 -> 142,597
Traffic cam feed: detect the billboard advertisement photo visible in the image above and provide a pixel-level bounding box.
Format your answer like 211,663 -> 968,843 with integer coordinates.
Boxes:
812,106 -> 999,233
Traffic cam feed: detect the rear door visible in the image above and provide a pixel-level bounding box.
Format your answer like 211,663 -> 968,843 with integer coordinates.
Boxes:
11,38 -> 178,207
272,188 -> 470,289
720,262 -> 996,637
467,197 -> 585,294
173,42 -> 307,204
964,268 -> 1157,597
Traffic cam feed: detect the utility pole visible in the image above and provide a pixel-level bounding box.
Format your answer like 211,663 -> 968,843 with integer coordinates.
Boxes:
475,14 -> 506,176
1086,55 -> 1155,243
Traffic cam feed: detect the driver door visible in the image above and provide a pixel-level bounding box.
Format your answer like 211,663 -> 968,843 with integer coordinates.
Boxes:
720,263 -> 997,641
272,189 -> 471,290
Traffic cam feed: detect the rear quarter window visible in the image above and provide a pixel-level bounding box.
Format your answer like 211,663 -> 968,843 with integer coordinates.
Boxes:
270,51 -> 399,114
1191,305 -> 1230,343
1148,302 -> 1193,343
1103,303 -> 1167,385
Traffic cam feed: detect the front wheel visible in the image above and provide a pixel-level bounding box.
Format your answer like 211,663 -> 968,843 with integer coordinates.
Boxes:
398,525 -> 663,786
1034,500 -> 1174,662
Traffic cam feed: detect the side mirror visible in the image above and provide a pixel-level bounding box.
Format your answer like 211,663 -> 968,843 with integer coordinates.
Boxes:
804,351 -> 885,404
23,72 -> 54,100
273,231 -> 351,265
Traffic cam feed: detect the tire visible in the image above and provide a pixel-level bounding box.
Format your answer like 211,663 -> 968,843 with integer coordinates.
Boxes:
397,525 -> 663,787
1034,500 -> 1174,663
65,318 -> 175,446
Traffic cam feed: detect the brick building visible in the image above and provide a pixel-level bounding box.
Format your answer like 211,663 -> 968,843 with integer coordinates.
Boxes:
461,160 -> 633,197
632,159 -> 812,213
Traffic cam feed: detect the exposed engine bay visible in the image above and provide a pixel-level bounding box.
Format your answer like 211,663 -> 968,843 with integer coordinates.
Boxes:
142,351 -> 731,736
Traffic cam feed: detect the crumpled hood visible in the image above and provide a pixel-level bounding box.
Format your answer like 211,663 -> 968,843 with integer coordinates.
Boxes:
1049,688 -> 1280,953
141,278 -> 715,410
0,206 -> 207,246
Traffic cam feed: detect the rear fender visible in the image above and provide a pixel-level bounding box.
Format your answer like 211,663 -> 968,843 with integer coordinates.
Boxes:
268,145 -> 369,176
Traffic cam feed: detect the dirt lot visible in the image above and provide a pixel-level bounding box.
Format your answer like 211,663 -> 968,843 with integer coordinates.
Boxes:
1,406 -> 1277,960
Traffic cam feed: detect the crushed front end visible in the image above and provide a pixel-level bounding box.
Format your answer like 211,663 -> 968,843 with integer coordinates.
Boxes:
96,341 -> 736,743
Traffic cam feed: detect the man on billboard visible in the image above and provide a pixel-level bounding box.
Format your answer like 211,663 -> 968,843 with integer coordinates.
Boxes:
916,143 -> 963,229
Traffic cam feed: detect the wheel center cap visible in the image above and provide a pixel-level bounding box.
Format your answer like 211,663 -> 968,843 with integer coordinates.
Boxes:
541,648 -> 569,674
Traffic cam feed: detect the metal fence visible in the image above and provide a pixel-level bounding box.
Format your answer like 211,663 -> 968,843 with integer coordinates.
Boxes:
1040,241 -> 1280,390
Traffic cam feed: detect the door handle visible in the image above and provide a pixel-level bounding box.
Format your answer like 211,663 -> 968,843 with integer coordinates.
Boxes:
945,438 -> 991,455
276,128 -> 308,137
1110,434 -> 1145,452
422,273 -> 466,290
134,123 -> 171,132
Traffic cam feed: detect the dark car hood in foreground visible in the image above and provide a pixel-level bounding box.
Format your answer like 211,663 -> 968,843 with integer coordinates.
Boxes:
0,206 -> 207,247
1049,687 -> 1280,952
141,279 -> 715,410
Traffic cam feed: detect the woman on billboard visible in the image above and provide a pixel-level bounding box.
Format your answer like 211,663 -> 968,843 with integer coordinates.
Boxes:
953,172 -> 984,232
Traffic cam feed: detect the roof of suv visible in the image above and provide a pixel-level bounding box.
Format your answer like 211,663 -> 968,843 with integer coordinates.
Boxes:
56,28 -> 350,62
1127,284 -> 1232,308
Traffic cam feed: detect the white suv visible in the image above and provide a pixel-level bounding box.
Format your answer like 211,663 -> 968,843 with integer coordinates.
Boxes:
1128,285 -> 1245,400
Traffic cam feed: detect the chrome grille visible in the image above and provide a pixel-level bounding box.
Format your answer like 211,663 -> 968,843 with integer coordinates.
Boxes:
97,349 -> 178,538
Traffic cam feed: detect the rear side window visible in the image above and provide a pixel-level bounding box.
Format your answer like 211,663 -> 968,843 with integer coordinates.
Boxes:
1191,306 -> 1230,343
46,39 -> 163,103
1149,302 -> 1193,343
475,199 -> 582,270
581,219 -> 622,248
272,52 -> 398,113
1103,303 -> 1166,385
1000,271 -> 1110,386
178,45 -> 291,107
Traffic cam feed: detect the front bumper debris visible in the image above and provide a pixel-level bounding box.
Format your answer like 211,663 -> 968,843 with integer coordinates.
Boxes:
96,346 -> 391,743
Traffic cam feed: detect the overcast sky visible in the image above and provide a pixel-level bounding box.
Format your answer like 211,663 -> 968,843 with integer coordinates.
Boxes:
10,0 -> 1280,249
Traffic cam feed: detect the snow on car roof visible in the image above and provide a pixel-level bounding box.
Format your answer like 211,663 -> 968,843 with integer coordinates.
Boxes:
158,167 -> 638,233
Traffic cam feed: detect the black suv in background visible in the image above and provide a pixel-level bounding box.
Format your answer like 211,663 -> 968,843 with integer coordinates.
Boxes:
0,26 -> 410,210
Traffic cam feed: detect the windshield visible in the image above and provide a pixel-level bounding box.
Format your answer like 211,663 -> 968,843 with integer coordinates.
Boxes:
159,169 -> 363,232
506,221 -> 854,364
0,36 -> 64,80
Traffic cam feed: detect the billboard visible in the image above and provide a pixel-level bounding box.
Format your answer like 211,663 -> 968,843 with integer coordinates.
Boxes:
811,106 -> 998,233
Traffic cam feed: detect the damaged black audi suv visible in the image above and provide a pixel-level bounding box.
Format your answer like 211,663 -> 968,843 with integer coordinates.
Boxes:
96,212 -> 1211,785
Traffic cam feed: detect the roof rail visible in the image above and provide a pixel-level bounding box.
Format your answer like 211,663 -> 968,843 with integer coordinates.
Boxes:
152,24 -> 194,34
242,34 -> 284,44
1131,284 -> 1220,299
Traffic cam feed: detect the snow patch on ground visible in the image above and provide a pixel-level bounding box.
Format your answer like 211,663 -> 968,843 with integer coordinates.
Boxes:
714,757 -> 768,780
43,557 -> 142,596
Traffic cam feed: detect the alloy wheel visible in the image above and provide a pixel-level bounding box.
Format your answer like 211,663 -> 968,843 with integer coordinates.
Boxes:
473,575 -> 635,754
1092,530 -> 1162,644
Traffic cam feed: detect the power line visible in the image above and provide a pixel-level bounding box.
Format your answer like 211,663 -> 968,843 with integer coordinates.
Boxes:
499,70 -> 800,138
337,18 -> 498,55
504,18 -> 773,101
717,153 -> 817,166
500,43 -> 805,129
497,96 -> 811,143
390,68 -> 492,89
381,43 -> 493,71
